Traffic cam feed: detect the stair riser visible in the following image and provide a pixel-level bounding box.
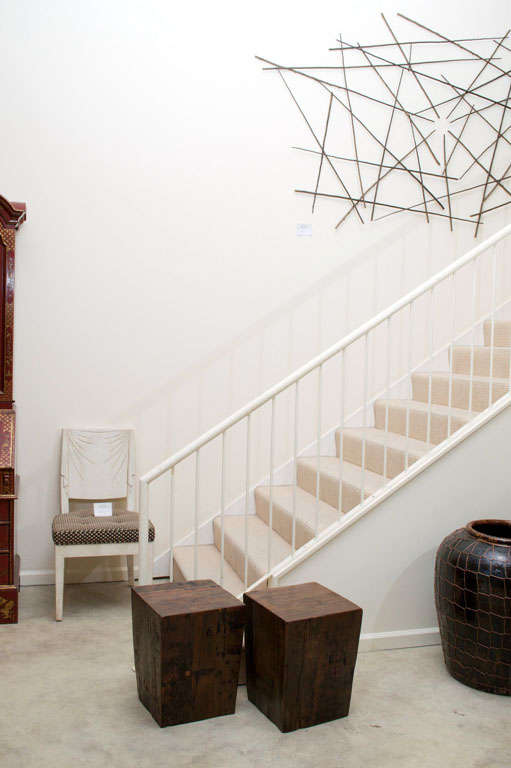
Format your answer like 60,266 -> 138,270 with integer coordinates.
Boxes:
450,347 -> 511,378
255,493 -> 313,549
483,321 -> 511,348
336,431 -> 419,478
212,519 -> 260,587
374,403 -> 469,444
412,374 -> 509,412
297,463 -> 366,512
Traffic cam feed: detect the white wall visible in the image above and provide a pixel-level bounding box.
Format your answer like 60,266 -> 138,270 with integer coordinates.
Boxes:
279,403 -> 511,647
0,0 -> 509,582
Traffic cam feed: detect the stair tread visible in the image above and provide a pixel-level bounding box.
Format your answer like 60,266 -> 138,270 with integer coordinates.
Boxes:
173,543 -> 245,597
297,456 -> 385,495
413,371 -> 510,385
213,514 -> 292,577
375,398 -> 475,419
255,484 -> 340,534
452,344 -> 510,353
338,426 -> 432,455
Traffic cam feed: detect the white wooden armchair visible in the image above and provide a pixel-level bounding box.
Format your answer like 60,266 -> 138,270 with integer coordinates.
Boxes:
52,428 -> 154,620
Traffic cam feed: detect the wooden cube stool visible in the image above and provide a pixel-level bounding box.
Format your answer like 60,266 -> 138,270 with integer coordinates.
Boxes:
132,580 -> 245,727
244,582 -> 362,732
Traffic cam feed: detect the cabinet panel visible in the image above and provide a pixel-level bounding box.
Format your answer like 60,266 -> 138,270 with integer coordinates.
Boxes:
0,499 -> 10,522
0,524 -> 9,549
0,553 -> 10,583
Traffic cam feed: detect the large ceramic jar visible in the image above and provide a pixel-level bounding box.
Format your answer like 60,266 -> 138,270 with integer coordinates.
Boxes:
435,519 -> 511,695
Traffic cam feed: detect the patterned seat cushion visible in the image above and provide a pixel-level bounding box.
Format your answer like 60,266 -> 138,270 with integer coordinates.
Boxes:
52,509 -> 155,546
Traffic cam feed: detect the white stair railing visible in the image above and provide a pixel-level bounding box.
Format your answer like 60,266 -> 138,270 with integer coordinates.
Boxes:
138,222 -> 511,587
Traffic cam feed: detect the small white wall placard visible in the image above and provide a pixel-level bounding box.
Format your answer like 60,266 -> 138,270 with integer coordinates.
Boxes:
94,502 -> 113,517
296,223 -> 312,237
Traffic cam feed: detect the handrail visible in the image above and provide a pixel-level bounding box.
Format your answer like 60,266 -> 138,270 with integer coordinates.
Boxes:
141,221 -> 511,485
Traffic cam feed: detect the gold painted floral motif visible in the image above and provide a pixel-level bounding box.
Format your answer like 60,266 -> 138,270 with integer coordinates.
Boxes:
0,595 -> 14,620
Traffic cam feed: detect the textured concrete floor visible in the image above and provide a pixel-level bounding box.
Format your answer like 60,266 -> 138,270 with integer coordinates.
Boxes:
0,584 -> 509,768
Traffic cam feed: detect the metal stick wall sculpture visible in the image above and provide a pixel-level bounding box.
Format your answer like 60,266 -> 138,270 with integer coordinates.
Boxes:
257,13 -> 511,236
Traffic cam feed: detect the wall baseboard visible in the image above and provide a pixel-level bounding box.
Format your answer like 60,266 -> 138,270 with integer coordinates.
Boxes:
20,566 -> 136,586
21,569 -> 440,652
21,569 -> 55,586
359,627 -> 440,652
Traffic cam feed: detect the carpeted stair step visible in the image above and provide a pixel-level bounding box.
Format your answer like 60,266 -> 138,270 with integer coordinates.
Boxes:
254,485 -> 339,549
483,319 -> 511,347
412,372 -> 509,412
374,398 -> 473,444
297,457 -> 384,512
213,514 -> 291,587
335,426 -> 431,479
173,543 -> 245,597
450,345 -> 511,378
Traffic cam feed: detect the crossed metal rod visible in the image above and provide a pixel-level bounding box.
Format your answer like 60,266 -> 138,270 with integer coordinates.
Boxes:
295,190 -> 478,225
339,32 -> 365,205
258,14 -> 511,234
374,174 -> 511,223
330,36 -> 505,52
271,62 -> 445,218
255,55 -> 434,121
262,57 -> 502,70
291,148 -> 458,179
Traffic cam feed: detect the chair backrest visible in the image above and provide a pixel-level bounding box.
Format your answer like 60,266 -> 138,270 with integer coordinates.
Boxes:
60,428 -> 135,515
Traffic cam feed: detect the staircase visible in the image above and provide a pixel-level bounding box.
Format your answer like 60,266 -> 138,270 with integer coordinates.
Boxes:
137,223 -> 511,597
171,317 -> 511,596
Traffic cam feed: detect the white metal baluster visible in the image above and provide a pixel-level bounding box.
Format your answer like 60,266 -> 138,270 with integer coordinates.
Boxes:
193,450 -> 200,579
291,380 -> 299,555
337,350 -> 345,517
169,467 -> 175,582
316,366 -> 322,535
468,258 -> 478,413
447,273 -> 456,438
405,303 -> 413,470
383,318 -> 391,481
268,397 -> 275,574
219,432 -> 226,587
426,288 -> 434,445
138,480 -> 149,585
244,414 -> 251,589
488,246 -> 497,408
508,275 -> 511,399
360,335 -> 368,504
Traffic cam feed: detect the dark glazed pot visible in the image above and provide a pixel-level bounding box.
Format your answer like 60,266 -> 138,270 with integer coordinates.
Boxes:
435,519 -> 511,695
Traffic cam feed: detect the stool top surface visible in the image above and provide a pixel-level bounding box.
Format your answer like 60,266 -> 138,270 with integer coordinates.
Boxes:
244,582 -> 361,623
132,579 -> 243,618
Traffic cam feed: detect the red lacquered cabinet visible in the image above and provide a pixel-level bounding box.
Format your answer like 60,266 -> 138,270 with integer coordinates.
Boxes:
0,195 -> 25,624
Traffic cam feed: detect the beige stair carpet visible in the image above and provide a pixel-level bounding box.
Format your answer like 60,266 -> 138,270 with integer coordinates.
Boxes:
450,345 -> 511,378
255,485 -> 339,550
483,318 -> 511,348
173,543 -> 245,596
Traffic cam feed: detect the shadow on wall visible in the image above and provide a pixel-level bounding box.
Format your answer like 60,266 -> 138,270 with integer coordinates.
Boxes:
373,548 -> 439,635
114,216 -> 433,473
113,208 -> 509,480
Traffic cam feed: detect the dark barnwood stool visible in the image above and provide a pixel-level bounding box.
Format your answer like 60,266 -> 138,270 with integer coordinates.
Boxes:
244,582 -> 362,732
132,579 -> 245,727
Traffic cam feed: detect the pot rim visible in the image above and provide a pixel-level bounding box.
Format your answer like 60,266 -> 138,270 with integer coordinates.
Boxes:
466,519 -> 511,545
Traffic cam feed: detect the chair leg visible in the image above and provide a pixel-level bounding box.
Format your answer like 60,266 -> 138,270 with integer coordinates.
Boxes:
126,555 -> 135,586
55,548 -> 65,621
